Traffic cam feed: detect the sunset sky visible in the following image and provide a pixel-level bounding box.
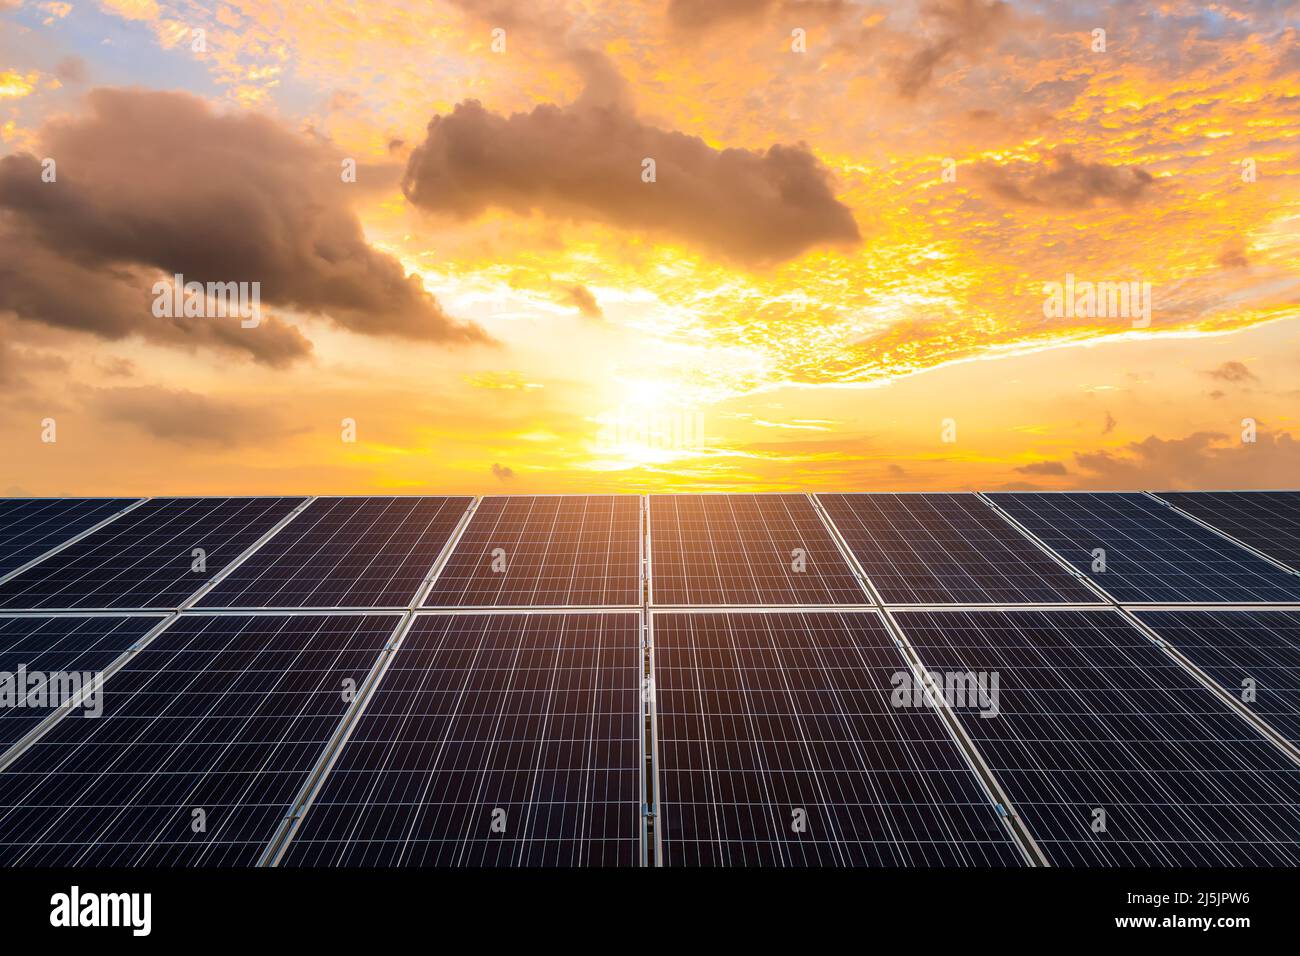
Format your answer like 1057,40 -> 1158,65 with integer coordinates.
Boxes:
1,0 -> 1297,495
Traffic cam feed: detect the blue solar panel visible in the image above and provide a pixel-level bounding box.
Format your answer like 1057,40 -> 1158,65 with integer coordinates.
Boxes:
1136,609 -> 1300,747
895,609 -> 1300,866
1158,491 -> 1300,573
198,496 -> 471,609
0,499 -> 137,579
0,497 -> 304,610
282,612 -> 642,867
0,613 -> 397,866
653,611 -> 1024,866
818,493 -> 1099,605
0,615 -> 161,750
987,492 -> 1300,604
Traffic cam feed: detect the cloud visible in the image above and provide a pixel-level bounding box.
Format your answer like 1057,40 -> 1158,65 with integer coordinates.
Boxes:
1102,410 -> 1117,435
975,151 -> 1155,208
1203,360 -> 1258,384
667,0 -> 775,30
565,284 -> 602,319
1217,242 -> 1250,269
491,462 -> 516,481
896,0 -> 1013,97
402,97 -> 859,263
1073,430 -> 1300,489
92,386 -> 302,447
54,57 -> 88,84
0,88 -> 490,362
1015,460 -> 1069,476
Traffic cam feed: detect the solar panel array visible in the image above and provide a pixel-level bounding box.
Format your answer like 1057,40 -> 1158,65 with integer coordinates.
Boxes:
0,489 -> 1298,868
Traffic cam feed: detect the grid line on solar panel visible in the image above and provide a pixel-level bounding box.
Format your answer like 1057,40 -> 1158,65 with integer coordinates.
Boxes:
893,608 -> 1300,866
986,492 -> 1300,604
649,494 -> 868,606
0,613 -> 397,866
423,496 -> 641,608
0,615 -> 163,751
0,499 -> 139,581
1157,491 -> 1300,574
281,612 -> 643,867
652,610 -> 1025,866
1135,610 -> 1300,749
817,493 -> 1101,605
0,497 -> 306,611
197,496 -> 472,609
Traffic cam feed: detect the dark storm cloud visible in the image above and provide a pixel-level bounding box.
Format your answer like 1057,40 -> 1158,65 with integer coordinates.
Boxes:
0,88 -> 489,359
1072,430 -> 1300,489
402,98 -> 860,263
974,151 -> 1154,207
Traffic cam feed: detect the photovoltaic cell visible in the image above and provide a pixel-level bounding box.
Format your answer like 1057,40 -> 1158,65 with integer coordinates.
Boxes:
1158,491 -> 1300,573
199,496 -> 471,609
818,493 -> 1099,605
653,611 -> 1024,866
282,612 -> 641,867
1135,609 -> 1300,747
423,496 -> 640,607
650,495 -> 867,606
0,497 -> 304,610
987,492 -> 1300,604
0,613 -> 396,866
894,609 -> 1300,866
0,498 -> 136,578
0,616 -> 160,750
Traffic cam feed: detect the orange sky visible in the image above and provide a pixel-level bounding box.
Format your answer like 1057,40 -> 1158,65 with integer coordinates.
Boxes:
1,0 -> 1298,495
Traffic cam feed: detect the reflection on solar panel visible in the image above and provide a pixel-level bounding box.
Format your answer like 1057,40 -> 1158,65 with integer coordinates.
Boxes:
987,492 -> 1300,604
0,613 -> 395,866
0,499 -> 136,579
1159,491 -> 1300,573
0,615 -> 161,749
424,496 -> 640,607
1136,610 -> 1300,747
283,612 -> 641,867
818,493 -> 1099,605
0,497 -> 304,611
894,609 -> 1300,866
199,496 -> 470,608
649,495 -> 866,605
653,611 -> 1024,866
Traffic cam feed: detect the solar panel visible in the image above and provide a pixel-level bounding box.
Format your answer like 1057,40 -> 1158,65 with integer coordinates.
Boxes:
894,608 -> 1300,866
653,610 -> 1025,866
818,493 -> 1100,605
0,613 -> 397,866
423,496 -> 640,608
0,615 -> 162,750
198,496 -> 471,609
0,497 -> 304,611
649,495 -> 867,606
986,492 -> 1300,604
0,498 -> 137,579
282,612 -> 642,867
1135,609 -> 1300,747
1158,491 -> 1300,573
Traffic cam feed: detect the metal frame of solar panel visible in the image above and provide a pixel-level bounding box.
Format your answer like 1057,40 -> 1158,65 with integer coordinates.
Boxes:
197,496 -> 472,609
277,609 -> 645,867
1155,491 -> 1300,574
984,491 -> 1300,605
1134,608 -> 1300,748
0,611 -> 401,866
0,497 -> 307,611
816,492 -> 1104,606
892,607 -> 1300,866
650,608 -> 1027,866
648,494 -> 869,606
0,499 -> 142,584
423,495 -> 642,608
